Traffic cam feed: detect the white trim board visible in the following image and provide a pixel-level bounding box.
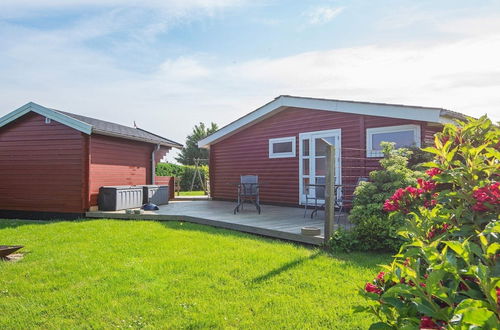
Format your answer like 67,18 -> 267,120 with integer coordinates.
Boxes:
198,95 -> 457,148
366,124 -> 421,157
0,102 -> 93,134
268,136 -> 296,158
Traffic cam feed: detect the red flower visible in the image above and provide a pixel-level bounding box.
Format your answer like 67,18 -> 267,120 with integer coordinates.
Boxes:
425,168 -> 442,178
406,186 -> 419,197
420,316 -> 443,329
472,182 -> 500,212
424,199 -> 437,208
383,199 -> 399,212
365,282 -> 382,294
417,178 -> 437,192
427,223 -> 451,240
496,287 -> 500,305
376,272 -> 385,281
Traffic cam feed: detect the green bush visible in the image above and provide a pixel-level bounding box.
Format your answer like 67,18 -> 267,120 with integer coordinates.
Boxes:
339,142 -> 422,252
407,145 -> 434,171
156,163 -> 209,191
359,116 -> 500,329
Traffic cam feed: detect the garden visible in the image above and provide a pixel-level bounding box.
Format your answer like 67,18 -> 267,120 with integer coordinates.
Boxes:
1,116 -> 498,329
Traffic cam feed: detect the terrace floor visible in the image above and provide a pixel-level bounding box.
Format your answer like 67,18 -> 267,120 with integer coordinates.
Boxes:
86,200 -> 349,246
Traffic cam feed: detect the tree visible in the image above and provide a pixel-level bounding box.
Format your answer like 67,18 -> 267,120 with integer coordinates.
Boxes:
176,122 -> 218,165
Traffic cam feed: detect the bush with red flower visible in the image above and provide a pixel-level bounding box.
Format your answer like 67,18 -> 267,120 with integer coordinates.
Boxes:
357,116 -> 500,329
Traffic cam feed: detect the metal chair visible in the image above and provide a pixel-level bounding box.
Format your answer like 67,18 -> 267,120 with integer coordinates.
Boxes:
303,177 -> 326,218
234,175 -> 261,214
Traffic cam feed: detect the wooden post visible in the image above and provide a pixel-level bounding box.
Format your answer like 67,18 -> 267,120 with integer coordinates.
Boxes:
324,142 -> 336,245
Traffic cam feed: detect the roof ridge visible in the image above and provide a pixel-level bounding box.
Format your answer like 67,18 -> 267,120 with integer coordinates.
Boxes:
136,127 -> 182,146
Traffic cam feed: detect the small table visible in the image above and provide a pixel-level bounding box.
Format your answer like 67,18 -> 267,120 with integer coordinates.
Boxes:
304,184 -> 350,218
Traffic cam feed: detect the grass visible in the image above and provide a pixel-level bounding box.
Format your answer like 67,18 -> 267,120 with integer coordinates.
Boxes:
0,219 -> 390,329
178,190 -> 206,196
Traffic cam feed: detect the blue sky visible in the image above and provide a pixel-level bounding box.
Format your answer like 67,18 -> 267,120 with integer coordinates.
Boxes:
1,0 -> 499,160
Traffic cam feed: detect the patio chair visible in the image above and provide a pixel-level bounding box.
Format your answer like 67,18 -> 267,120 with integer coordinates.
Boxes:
234,175 -> 261,214
303,177 -> 326,219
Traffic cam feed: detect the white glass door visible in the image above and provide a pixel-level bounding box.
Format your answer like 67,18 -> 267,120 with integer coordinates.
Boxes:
299,129 -> 341,204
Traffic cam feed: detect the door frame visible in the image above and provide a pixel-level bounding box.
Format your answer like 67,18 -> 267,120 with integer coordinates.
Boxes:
298,128 -> 342,205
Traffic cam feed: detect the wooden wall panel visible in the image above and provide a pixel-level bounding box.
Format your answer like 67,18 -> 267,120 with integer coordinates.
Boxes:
88,134 -> 168,206
0,112 -> 87,213
210,107 -> 442,205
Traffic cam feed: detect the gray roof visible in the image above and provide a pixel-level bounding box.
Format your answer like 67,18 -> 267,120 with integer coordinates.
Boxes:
54,110 -> 182,148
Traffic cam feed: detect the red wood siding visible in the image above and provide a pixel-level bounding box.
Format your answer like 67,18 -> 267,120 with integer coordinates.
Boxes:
155,176 -> 175,200
210,107 -> 442,205
88,134 -> 157,206
0,112 -> 87,213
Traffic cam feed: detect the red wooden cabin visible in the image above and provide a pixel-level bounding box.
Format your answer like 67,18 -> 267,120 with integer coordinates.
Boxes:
199,95 -> 465,206
0,102 -> 182,219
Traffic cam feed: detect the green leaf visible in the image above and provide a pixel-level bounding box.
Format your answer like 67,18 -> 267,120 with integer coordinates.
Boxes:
486,242 -> 500,257
485,147 -> 500,159
455,299 -> 490,313
421,146 -> 442,156
460,307 -> 496,327
382,297 -> 405,309
426,270 -> 445,292
414,301 -> 438,318
443,241 -> 471,264
421,161 -> 442,168
352,305 -> 370,313
369,322 -> 394,330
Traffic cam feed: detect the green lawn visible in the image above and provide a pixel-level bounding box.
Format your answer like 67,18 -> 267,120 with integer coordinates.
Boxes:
178,190 -> 206,196
0,219 -> 389,329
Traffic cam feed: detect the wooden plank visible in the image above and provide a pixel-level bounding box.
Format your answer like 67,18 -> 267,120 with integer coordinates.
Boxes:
85,211 -> 323,245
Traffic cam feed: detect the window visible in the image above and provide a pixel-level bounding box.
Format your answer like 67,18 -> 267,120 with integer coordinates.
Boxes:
269,136 -> 296,158
366,124 -> 420,157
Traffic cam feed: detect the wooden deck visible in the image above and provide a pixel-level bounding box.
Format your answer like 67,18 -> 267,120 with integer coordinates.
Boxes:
86,200 -> 348,246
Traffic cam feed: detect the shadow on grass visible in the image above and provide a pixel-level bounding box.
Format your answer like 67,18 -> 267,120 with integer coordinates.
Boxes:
0,218 -> 94,230
251,250 -> 323,284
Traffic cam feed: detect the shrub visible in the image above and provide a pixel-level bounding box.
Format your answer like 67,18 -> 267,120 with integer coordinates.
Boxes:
359,116 -> 500,329
342,142 -> 422,252
407,145 -> 434,171
156,163 -> 209,191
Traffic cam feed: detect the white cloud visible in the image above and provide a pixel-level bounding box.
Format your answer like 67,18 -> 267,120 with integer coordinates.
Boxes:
306,6 -> 344,25
159,57 -> 212,80
0,6 -> 499,165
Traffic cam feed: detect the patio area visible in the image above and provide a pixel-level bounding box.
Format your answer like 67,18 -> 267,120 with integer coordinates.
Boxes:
86,200 -> 349,245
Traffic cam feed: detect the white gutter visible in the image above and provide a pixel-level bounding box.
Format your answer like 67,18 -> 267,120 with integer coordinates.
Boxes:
151,144 -> 160,185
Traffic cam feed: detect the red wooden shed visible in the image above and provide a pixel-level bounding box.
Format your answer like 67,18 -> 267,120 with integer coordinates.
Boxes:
198,95 -> 465,206
0,102 -> 182,219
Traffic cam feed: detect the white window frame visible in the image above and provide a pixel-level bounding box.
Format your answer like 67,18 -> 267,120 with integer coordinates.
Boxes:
366,124 -> 421,157
298,129 -> 342,205
269,136 -> 296,158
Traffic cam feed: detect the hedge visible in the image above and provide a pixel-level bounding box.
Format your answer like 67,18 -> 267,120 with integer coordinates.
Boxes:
156,163 -> 208,191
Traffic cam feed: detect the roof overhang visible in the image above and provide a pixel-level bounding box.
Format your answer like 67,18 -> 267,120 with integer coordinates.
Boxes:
92,128 -> 182,149
198,95 -> 460,148
0,102 -> 93,134
0,102 -> 183,149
